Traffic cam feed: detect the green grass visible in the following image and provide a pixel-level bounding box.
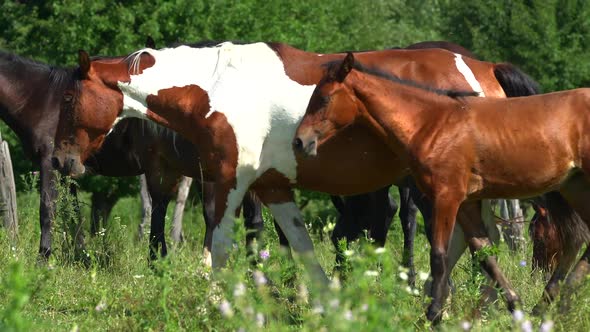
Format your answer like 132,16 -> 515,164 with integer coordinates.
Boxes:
0,187 -> 588,331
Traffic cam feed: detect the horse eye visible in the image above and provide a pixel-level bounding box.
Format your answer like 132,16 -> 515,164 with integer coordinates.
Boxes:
63,94 -> 73,103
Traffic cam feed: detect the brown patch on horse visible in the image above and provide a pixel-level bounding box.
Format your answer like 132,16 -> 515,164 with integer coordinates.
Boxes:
146,85 -> 239,224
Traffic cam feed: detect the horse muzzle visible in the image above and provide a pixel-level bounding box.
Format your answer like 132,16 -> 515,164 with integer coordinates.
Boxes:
292,135 -> 318,157
51,154 -> 86,177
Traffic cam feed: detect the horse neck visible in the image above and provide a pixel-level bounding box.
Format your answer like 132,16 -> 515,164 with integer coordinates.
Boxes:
348,70 -> 457,152
0,56 -> 62,149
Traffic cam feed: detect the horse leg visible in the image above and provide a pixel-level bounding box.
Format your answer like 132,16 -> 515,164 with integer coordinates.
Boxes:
256,186 -> 329,287
458,200 -> 520,313
426,192 -> 463,324
68,183 -> 86,257
200,181 -> 216,267
368,186 -> 396,247
398,180 -> 418,287
170,176 -> 193,243
145,169 -> 180,262
542,181 -> 590,312
39,156 -> 56,260
147,192 -> 172,261
210,171 -> 253,269
137,174 -> 152,240
90,191 -> 118,236
242,191 -> 264,258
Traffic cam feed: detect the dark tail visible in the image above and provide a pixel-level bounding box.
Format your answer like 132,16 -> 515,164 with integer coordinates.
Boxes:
493,63 -> 541,97
543,191 -> 589,257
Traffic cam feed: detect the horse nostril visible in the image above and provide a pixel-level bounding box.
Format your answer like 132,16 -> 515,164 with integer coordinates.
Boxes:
51,157 -> 61,170
293,137 -> 303,151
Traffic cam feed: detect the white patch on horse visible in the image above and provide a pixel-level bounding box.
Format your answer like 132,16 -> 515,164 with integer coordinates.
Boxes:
268,202 -> 329,285
454,53 -> 485,97
117,43 -> 318,269
116,43 -> 315,214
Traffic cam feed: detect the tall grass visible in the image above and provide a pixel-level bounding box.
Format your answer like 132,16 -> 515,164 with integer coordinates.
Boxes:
0,186 -> 588,331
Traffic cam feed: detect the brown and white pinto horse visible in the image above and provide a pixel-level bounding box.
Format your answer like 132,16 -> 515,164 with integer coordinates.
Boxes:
294,53 -> 590,321
52,42 -> 538,297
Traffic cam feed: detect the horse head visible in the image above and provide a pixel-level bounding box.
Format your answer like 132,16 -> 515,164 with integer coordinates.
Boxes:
52,49 -> 156,176
293,52 -> 362,157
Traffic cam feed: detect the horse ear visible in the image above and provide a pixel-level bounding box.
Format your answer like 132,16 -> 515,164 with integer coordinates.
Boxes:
335,52 -> 354,82
78,50 -> 90,79
145,36 -> 156,48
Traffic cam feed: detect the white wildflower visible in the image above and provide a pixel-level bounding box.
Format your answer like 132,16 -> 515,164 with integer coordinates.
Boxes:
329,298 -> 340,309
374,247 -> 386,254
419,272 -> 429,281
343,309 -> 353,321
219,299 -> 234,317
298,284 -> 309,303
399,271 -> 409,281
343,249 -> 355,257
540,320 -> 554,332
233,282 -> 246,297
253,270 -> 267,286
256,312 -> 265,327
361,303 -> 369,312
364,270 -> 379,277
133,274 -> 144,279
95,300 -> 107,312
512,309 -> 524,322
312,303 -> 324,315
520,320 -> 532,332
460,320 -> 471,331
330,277 -> 341,290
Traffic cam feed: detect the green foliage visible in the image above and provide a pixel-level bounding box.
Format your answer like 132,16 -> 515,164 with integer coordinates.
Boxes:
441,0 -> 590,91
0,262 -> 31,332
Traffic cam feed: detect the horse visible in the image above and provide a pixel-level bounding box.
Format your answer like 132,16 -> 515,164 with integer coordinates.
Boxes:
0,50 -> 83,259
51,41 -> 549,300
530,200 -> 563,274
293,53 -> 590,322
0,49 -> 268,263
0,47 -> 423,278
84,117 -> 267,262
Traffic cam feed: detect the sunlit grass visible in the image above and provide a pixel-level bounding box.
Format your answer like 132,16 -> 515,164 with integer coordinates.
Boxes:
0,188 -> 587,331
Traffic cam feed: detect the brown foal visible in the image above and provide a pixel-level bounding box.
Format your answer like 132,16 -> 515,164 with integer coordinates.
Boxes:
294,53 -> 590,322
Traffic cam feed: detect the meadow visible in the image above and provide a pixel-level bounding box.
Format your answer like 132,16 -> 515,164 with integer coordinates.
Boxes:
1,178 -> 587,331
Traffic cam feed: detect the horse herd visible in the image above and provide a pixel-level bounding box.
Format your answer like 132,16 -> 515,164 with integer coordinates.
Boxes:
0,39 -> 581,324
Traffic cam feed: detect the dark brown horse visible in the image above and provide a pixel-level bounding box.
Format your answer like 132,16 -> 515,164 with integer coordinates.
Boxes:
84,117 -> 266,262
294,53 -> 590,321
529,200 -> 565,274
0,50 -> 81,259
51,41 -> 539,295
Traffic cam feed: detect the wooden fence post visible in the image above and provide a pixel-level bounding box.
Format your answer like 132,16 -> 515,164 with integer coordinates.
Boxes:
0,131 -> 18,238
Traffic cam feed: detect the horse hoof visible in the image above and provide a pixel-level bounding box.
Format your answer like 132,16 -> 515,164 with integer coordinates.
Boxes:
426,304 -> 442,324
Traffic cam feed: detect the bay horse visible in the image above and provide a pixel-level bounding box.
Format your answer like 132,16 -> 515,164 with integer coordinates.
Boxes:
51,42 -> 543,302
293,53 -> 590,322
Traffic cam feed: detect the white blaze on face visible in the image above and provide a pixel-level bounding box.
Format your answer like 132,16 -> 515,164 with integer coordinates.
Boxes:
453,53 -> 486,97
115,42 -> 315,216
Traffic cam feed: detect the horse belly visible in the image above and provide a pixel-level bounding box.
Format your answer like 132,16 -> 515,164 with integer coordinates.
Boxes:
472,160 -> 576,199
295,126 -> 404,195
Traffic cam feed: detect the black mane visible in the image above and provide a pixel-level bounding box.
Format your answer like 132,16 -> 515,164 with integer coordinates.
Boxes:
0,50 -> 78,98
324,60 -> 480,99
